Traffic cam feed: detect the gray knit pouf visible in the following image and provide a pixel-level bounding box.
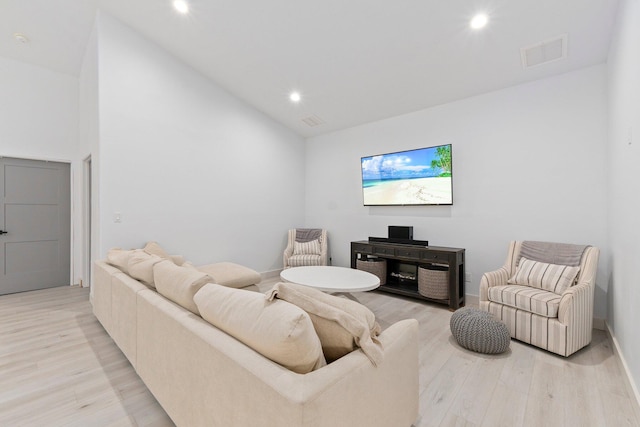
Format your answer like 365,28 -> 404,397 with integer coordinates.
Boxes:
450,307 -> 510,354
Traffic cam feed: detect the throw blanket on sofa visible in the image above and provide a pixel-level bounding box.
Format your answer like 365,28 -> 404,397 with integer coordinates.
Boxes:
518,241 -> 589,267
296,229 -> 322,243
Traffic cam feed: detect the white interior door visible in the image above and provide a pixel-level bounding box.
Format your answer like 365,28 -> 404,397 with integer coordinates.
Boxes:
0,157 -> 71,295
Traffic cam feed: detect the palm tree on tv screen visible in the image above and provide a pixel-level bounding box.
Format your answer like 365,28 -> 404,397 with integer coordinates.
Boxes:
430,145 -> 452,177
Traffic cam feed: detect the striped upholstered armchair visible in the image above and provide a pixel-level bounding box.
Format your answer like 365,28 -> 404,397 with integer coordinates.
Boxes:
479,241 -> 599,357
283,229 -> 329,269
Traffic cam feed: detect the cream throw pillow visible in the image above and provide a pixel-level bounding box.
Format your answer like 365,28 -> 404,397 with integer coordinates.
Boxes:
107,248 -> 137,274
197,262 -> 261,289
143,241 -> 170,259
128,250 -> 164,287
108,242 -> 184,276
293,239 -> 321,255
143,241 -> 187,266
194,284 -> 326,374
266,282 -> 383,365
508,257 -> 580,295
154,260 -> 212,315
169,254 -> 186,266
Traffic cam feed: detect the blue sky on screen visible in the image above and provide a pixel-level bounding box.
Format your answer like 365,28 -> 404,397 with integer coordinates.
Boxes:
361,146 -> 443,180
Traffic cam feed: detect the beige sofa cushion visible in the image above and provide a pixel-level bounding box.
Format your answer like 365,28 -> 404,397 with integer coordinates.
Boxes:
107,248 -> 135,274
128,250 -> 164,287
143,241 -> 171,259
144,241 -> 186,266
266,282 -> 383,365
197,262 -> 261,288
194,283 -> 326,374
154,260 -> 212,314
108,242 -> 185,276
508,257 -> 580,295
169,254 -> 186,266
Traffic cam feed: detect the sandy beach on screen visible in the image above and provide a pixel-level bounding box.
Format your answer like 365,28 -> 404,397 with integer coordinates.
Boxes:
364,177 -> 452,205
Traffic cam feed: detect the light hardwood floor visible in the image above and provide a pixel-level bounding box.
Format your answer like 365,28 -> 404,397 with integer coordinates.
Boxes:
1,283 -> 639,427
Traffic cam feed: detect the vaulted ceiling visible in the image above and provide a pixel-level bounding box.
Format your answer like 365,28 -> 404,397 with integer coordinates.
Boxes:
0,0 -> 619,136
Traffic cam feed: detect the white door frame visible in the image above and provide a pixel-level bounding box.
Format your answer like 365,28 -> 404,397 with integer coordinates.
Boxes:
83,156 -> 92,287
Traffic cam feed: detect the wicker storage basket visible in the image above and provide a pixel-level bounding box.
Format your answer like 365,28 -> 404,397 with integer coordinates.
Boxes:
356,258 -> 386,285
418,265 -> 449,300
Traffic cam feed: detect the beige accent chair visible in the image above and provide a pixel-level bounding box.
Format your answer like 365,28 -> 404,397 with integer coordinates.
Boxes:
283,228 -> 329,269
479,241 -> 599,357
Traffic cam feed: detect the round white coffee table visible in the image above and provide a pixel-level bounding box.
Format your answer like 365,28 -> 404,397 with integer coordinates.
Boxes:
280,266 -> 380,293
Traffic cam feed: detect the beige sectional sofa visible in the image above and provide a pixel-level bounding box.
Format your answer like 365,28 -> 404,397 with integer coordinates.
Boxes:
91,255 -> 419,427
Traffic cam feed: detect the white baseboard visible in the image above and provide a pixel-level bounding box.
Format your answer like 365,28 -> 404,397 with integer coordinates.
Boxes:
592,317 -> 606,331
465,293 -> 479,307
606,321 -> 640,412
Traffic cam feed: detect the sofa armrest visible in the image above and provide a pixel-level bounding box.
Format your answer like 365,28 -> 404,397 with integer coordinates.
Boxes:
558,281 -> 594,325
283,243 -> 294,268
557,280 -> 595,355
235,318 -> 418,426
319,242 -> 328,266
136,290 -> 419,427
92,261 -> 120,333
479,267 -> 510,302
298,319 -> 417,396
297,318 -> 419,426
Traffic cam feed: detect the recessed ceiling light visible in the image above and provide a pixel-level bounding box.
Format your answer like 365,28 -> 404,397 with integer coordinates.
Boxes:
289,91 -> 302,103
470,13 -> 489,30
173,0 -> 189,14
13,33 -> 30,44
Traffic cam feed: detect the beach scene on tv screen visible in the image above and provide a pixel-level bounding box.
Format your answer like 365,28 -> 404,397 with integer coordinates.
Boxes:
361,145 -> 452,205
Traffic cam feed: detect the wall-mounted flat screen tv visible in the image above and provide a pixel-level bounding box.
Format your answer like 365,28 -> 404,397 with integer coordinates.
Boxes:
361,144 -> 453,206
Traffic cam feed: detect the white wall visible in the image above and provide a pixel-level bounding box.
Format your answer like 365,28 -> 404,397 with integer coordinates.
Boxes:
0,55 -> 81,285
607,0 -> 640,400
95,13 -> 306,272
78,21 -> 100,289
0,56 -> 78,161
305,65 -> 609,319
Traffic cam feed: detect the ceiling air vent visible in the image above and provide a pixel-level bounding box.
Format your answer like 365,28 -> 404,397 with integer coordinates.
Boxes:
301,115 -> 325,127
521,34 -> 568,69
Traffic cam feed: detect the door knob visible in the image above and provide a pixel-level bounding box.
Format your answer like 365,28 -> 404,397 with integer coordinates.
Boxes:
0,230 -> 7,235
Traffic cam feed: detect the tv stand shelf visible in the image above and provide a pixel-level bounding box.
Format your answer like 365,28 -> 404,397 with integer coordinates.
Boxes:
350,240 -> 465,310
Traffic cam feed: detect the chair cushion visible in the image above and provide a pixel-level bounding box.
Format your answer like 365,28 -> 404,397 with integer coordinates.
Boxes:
154,260 -> 213,314
197,262 -> 261,288
508,257 -> 580,295
288,254 -> 323,267
194,283 -> 326,374
293,239 -> 321,255
488,285 -> 562,318
266,282 -> 383,365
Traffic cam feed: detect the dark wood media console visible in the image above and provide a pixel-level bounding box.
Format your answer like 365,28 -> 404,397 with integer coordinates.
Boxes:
350,240 -> 465,310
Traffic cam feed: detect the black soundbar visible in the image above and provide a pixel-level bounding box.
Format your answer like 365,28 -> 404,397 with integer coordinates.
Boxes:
368,237 -> 429,246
